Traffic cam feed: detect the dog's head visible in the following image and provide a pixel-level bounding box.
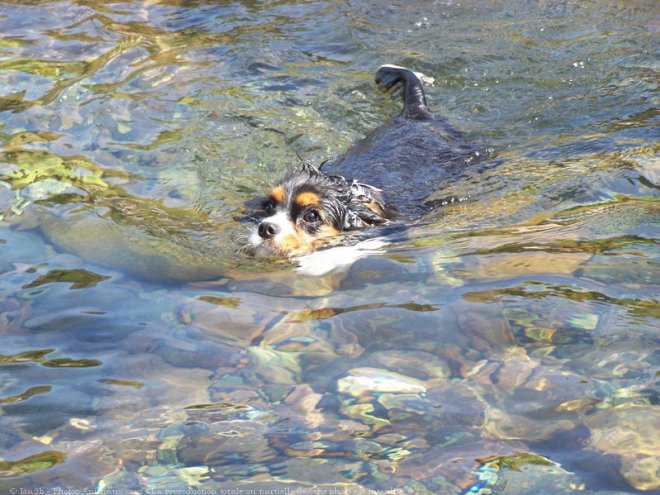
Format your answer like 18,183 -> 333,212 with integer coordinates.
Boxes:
245,163 -> 393,257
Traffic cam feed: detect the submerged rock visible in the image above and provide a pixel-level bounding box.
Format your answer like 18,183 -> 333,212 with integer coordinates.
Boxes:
491,347 -> 539,394
337,367 -> 427,396
472,451 -> 584,494
0,450 -> 66,477
248,346 -> 302,385
368,350 -> 451,381
620,455 -> 660,492
483,407 -> 575,442
466,252 -> 590,281
586,405 -> 658,457
584,405 -> 660,491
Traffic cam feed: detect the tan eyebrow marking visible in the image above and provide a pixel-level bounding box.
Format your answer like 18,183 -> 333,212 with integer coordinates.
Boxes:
294,191 -> 321,207
270,186 -> 285,203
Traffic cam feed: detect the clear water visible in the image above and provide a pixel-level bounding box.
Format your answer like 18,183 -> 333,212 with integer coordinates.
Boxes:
0,1 -> 658,493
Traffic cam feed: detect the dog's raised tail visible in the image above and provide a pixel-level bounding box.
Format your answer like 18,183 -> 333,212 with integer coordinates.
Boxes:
375,65 -> 434,120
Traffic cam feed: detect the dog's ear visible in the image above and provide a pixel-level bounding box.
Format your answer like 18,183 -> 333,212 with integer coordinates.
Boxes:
343,181 -> 394,229
344,204 -> 388,229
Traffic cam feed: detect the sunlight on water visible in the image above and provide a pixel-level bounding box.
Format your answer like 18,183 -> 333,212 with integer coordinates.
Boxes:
0,0 -> 658,493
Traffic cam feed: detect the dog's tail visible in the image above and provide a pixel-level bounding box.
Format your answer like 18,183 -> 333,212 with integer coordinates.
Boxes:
375,65 -> 434,120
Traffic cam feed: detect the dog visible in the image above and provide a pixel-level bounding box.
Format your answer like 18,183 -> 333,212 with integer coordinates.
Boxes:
244,65 -> 490,258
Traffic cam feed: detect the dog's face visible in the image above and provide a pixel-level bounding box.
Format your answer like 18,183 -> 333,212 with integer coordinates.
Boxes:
245,164 -> 392,257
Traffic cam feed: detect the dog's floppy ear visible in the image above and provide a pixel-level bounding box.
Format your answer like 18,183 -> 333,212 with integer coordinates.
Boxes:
343,181 -> 394,229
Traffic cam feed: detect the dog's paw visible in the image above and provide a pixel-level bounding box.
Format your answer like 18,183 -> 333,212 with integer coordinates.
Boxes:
376,64 -> 435,95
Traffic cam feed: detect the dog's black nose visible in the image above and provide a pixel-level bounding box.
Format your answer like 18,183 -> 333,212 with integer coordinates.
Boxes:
258,222 -> 280,239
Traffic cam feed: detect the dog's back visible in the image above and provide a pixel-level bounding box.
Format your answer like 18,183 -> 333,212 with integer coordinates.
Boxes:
327,65 -> 490,216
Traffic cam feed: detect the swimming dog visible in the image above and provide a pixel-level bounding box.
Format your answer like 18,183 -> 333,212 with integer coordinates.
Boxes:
245,65 -> 489,257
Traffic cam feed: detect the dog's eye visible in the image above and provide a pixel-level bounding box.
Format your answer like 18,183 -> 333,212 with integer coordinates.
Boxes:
263,202 -> 275,215
302,209 -> 320,223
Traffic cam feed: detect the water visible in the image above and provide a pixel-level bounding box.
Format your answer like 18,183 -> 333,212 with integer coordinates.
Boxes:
0,1 -> 658,493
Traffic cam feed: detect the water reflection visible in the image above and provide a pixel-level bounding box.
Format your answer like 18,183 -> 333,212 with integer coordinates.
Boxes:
1,0 -> 658,493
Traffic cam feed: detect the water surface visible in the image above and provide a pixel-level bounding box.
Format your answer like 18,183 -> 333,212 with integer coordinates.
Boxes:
0,1 -> 658,493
